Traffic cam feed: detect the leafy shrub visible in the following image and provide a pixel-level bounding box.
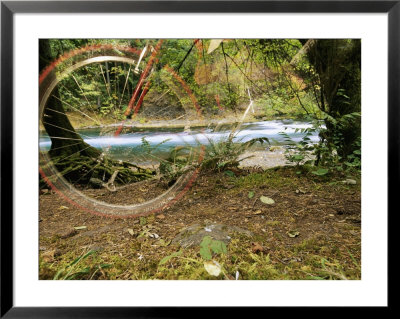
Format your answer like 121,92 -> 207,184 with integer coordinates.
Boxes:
201,132 -> 270,171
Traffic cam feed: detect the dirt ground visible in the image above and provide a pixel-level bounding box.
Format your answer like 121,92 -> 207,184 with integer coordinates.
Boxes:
39,166 -> 361,280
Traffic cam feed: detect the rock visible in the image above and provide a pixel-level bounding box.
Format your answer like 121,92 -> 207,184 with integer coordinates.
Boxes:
172,222 -> 253,248
342,179 -> 357,185
89,178 -> 104,189
89,245 -> 104,252
58,227 -> 77,239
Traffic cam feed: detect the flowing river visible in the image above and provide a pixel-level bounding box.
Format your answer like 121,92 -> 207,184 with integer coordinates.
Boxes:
39,119 -> 319,165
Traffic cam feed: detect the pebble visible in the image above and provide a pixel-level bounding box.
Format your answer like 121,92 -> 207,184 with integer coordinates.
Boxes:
342,179 -> 357,185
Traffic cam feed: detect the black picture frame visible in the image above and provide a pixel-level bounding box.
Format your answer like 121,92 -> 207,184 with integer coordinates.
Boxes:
1,0 -> 395,317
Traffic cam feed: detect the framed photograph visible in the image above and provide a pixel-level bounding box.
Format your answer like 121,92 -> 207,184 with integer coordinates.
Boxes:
1,0 -> 395,316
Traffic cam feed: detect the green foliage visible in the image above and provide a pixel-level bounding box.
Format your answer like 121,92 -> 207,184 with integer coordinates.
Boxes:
201,132 -> 270,171
279,111 -> 361,175
311,168 -> 329,176
53,250 -> 111,280
158,251 -> 183,265
158,145 -> 196,181
279,126 -> 315,167
316,111 -> 361,172
199,236 -> 227,260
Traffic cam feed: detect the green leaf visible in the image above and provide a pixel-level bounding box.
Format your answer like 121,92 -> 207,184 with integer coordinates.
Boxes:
344,162 -> 356,167
199,246 -> 212,260
159,251 -> 182,265
70,250 -> 96,267
53,268 -> 65,280
224,170 -> 235,177
139,217 -> 147,226
312,168 -> 329,176
248,191 -> 255,199
291,155 -> 304,161
200,236 -> 213,248
210,240 -> 227,254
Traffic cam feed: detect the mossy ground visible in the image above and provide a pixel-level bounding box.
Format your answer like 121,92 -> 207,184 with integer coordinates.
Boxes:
39,166 -> 361,280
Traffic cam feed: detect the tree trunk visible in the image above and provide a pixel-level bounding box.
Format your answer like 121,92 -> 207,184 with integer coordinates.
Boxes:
39,39 -> 101,159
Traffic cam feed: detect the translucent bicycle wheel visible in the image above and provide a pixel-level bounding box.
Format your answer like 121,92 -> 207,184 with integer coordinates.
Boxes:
39,42 -> 206,218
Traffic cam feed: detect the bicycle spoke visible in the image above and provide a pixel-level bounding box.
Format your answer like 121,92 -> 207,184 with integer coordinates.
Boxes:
51,94 -> 100,125
58,144 -> 97,161
46,107 -> 84,121
43,141 -> 84,152
118,65 -> 132,109
70,72 -> 102,123
43,121 -> 91,139
71,73 -> 90,105
43,136 -> 85,141
99,64 -> 111,98
72,161 -> 102,185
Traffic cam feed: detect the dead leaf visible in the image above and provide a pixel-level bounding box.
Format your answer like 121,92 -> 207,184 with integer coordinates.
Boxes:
251,242 -> 264,254
41,249 -> 61,263
74,226 -> 87,230
42,251 -> 55,263
207,39 -> 223,54
156,214 -> 165,220
260,196 -> 275,205
253,210 -> 263,215
287,230 -> 300,238
58,205 -> 69,210
127,228 -> 134,236
204,260 -> 222,276
295,188 -> 306,194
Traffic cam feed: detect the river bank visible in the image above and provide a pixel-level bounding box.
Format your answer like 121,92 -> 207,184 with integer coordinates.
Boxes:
39,109 -> 308,132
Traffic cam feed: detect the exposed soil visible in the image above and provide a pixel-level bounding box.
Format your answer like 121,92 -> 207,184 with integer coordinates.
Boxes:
39,166 -> 361,280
